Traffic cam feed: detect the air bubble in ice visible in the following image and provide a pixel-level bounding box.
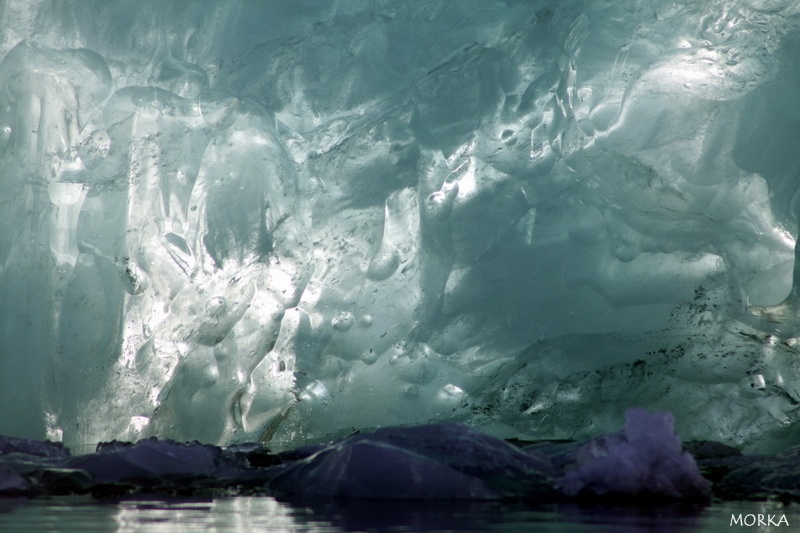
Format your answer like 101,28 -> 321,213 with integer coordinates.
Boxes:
742,373 -> 767,397
299,380 -> 331,405
122,260 -> 148,296
360,349 -> 379,365
332,311 -> 355,331
425,181 -> 458,220
205,296 -> 227,318
367,248 -> 400,281
436,384 -> 467,407
391,343 -> 434,384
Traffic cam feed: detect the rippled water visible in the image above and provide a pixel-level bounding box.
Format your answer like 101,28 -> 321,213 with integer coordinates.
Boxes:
0,497 -> 797,532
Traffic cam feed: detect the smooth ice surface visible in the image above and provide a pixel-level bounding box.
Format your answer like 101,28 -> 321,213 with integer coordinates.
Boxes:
3,0 -> 800,452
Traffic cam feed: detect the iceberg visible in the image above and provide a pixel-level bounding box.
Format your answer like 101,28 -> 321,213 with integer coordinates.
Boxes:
556,408 -> 711,499
2,0 -> 800,454
267,423 -> 557,500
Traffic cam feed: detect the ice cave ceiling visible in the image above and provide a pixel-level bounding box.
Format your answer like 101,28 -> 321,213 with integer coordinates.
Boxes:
2,0 -> 800,453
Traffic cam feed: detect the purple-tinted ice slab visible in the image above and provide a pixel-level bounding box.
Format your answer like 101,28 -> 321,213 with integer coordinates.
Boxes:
66,438 -> 217,483
0,465 -> 30,495
557,408 -> 711,499
268,423 -> 556,500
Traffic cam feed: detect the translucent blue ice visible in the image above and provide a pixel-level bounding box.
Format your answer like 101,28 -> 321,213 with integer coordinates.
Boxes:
1,1 -> 800,453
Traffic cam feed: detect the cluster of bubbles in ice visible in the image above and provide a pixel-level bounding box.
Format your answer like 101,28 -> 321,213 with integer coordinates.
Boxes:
3,0 -> 800,452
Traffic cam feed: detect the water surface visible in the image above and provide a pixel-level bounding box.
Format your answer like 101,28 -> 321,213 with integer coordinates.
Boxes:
0,497 -> 796,532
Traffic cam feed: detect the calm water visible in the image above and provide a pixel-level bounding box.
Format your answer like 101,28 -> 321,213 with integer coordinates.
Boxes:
0,497 -> 796,532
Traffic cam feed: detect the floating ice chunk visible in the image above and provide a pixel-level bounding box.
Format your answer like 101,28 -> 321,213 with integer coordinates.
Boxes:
0,435 -> 70,459
67,438 -> 217,483
269,439 -> 496,500
268,423 -> 556,500
0,465 -> 30,495
557,408 -> 710,499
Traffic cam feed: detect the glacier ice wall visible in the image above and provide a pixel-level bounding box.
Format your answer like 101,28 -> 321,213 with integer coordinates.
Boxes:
3,0 -> 800,452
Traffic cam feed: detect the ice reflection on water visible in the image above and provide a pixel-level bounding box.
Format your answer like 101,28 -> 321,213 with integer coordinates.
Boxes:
113,497 -> 305,532
1,497 -> 799,533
